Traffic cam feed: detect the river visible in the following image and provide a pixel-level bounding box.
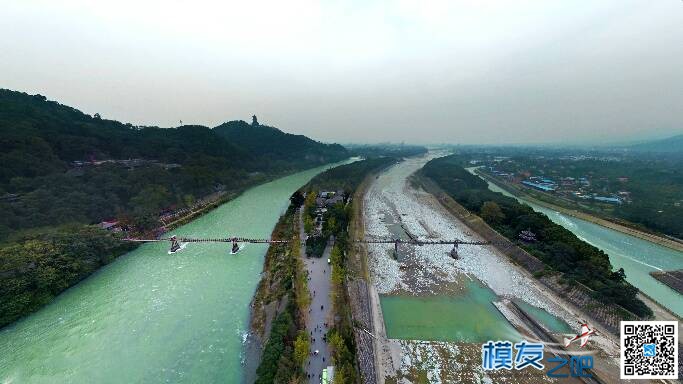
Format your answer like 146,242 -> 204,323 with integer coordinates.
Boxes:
467,168 -> 683,317
365,155 -> 580,382
0,161 -> 350,384
366,156 -> 571,342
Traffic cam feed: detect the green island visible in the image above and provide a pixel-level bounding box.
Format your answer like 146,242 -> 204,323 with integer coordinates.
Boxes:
251,157 -> 397,384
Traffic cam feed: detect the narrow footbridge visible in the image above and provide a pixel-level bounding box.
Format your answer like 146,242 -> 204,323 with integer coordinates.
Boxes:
358,237 -> 501,258
124,236 -> 289,253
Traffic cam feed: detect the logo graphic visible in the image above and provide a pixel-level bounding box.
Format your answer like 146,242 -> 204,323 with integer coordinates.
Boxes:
481,340 -> 544,371
547,356 -> 594,378
564,323 -> 596,348
643,344 -> 656,357
481,339 -> 595,378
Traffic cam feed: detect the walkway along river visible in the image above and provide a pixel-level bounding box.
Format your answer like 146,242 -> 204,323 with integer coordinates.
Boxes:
467,167 -> 683,317
0,161 -> 350,384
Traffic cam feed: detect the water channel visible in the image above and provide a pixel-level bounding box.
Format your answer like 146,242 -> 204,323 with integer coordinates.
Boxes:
467,167 -> 683,317
370,156 -> 568,344
0,161 -> 350,384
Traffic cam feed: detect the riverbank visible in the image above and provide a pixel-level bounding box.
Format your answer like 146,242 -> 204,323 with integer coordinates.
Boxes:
361,155 -> 610,383
650,269 -> 683,295
0,162 -> 348,384
299,209 -> 334,384
414,171 -> 626,334
161,166 -> 346,233
348,169 -> 386,384
247,157 -> 396,384
476,170 -> 683,253
247,201 -> 309,384
412,165 -> 665,383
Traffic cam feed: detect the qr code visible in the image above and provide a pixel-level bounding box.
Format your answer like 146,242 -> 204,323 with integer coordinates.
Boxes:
621,321 -> 678,379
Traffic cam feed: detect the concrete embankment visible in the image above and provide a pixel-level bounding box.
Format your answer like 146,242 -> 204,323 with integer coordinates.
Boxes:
348,172 -> 384,384
494,300 -> 604,384
650,269 -> 683,294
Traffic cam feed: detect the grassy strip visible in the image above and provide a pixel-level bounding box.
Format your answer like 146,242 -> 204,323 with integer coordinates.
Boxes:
251,197 -> 311,384
253,157 -> 397,383
303,157 -> 398,383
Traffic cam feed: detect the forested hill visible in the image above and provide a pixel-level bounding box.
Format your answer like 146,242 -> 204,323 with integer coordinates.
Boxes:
0,89 -> 348,239
0,89 -> 348,327
213,120 -> 347,168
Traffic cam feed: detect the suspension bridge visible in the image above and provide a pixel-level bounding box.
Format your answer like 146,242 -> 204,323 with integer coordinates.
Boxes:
124,235 -> 502,258
357,238 -> 500,259
125,236 -> 290,253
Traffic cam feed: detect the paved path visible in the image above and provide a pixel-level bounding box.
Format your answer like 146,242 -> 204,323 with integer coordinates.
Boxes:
299,208 -> 333,383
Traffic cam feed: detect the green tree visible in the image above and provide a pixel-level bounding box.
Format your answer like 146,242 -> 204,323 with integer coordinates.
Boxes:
303,215 -> 314,234
328,330 -> 348,363
293,331 -> 310,368
480,201 -> 505,224
130,185 -> 172,214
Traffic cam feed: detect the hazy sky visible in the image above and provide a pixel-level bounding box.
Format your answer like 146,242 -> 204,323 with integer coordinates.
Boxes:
2,1 -> 682,144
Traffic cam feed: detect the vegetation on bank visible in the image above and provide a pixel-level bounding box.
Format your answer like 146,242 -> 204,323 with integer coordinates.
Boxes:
252,197 -> 310,384
421,155 -> 652,318
0,89 -> 348,329
0,226 -> 135,327
303,157 -> 397,383
307,157 -> 399,192
0,89 -> 348,240
303,157 -> 399,258
446,147 -> 683,240
254,157 -> 396,384
346,144 -> 428,159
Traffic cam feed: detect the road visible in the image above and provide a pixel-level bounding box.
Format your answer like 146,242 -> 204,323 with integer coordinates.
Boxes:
299,208 -> 333,383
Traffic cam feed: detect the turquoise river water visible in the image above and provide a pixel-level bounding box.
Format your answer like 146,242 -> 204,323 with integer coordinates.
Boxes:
381,280 -> 522,342
469,168 -> 683,317
0,162 -> 349,384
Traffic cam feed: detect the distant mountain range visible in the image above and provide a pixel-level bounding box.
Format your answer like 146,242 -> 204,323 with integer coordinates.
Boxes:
0,89 -> 351,329
0,89 -> 347,179
0,89 -> 348,239
627,134 -> 683,153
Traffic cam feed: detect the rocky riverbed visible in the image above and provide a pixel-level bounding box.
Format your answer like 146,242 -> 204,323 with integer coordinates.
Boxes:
364,155 -> 574,321
363,154 -> 595,383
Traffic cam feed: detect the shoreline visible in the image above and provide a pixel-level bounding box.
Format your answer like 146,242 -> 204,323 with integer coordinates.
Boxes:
158,156 -> 359,235
476,170 -> 683,254
363,155 -> 621,382
351,170 -> 386,384
243,158 -> 359,383
161,165 -> 341,233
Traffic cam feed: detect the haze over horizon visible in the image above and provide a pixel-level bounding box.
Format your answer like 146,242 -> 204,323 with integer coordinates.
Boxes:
2,1 -> 682,145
